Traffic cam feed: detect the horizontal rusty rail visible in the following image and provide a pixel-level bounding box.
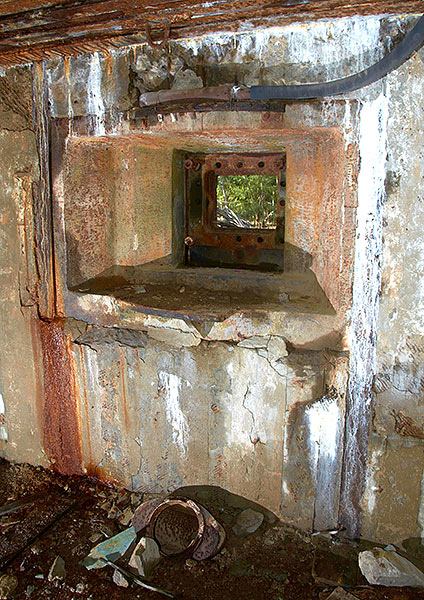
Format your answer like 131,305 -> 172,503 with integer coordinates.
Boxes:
0,0 -> 422,66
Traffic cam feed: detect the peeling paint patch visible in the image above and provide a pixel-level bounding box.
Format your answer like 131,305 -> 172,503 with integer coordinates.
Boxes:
363,443 -> 386,518
158,371 -> 189,455
306,396 -> 340,471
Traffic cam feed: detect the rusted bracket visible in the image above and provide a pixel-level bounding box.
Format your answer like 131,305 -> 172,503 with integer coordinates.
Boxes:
145,23 -> 170,50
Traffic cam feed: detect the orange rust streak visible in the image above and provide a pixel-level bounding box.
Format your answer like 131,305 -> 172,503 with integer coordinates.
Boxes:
39,319 -> 83,475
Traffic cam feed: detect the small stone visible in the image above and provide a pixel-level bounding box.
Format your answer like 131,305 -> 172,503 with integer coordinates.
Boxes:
112,569 -> 129,588
75,582 -> 86,594
0,574 -> 18,598
232,509 -> 264,537
48,556 -> 66,581
326,587 -> 359,600
129,536 -> 161,577
30,543 -> 42,555
118,506 -> 134,526
26,584 -> 35,596
135,285 -> 147,294
89,533 -> 103,544
359,547 -> 424,587
185,559 -> 197,569
107,503 -> 118,520
130,492 -> 143,507
179,286 -> 185,293
34,574 -> 44,579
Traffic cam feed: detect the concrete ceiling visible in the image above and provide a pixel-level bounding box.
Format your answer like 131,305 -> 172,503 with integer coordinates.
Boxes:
0,0 -> 422,66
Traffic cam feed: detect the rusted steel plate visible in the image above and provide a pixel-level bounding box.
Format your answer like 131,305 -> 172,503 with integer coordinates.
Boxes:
0,0 -> 422,66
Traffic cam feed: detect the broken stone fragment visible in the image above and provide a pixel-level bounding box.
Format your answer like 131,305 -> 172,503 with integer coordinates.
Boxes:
81,526 -> 137,570
359,547 -> 424,587
48,556 -> 66,581
146,326 -> 200,348
112,569 -> 129,588
232,509 -> 264,537
237,336 -> 268,349
118,506 -> 134,527
267,336 -> 288,363
326,587 -> 359,599
129,536 -> 161,577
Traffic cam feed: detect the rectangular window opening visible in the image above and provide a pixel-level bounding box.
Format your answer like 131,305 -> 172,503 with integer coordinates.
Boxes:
216,174 -> 278,229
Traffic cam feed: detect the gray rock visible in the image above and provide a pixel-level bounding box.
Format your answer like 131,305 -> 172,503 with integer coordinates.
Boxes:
48,556 -> 66,581
129,536 -> 161,577
232,509 -> 264,537
359,547 -> 424,587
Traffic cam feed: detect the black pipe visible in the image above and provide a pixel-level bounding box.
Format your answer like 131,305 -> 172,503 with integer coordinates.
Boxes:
250,14 -> 424,100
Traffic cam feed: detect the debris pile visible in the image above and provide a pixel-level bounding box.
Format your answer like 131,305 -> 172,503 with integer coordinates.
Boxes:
81,495 -> 226,596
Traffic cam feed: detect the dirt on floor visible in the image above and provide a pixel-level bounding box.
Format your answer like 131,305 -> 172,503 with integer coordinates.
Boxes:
0,458 -> 423,600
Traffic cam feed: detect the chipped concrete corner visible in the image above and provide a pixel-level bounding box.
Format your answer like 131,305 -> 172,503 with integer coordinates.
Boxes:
0,14 -> 423,546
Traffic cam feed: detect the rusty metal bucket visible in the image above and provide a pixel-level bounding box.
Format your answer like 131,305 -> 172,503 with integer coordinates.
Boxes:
132,497 -> 225,561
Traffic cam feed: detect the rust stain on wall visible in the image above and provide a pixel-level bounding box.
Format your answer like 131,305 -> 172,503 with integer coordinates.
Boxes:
38,319 -> 83,475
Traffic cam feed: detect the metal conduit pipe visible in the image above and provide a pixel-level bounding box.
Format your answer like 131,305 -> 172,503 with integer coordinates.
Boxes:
250,14 -> 424,100
139,15 -> 424,109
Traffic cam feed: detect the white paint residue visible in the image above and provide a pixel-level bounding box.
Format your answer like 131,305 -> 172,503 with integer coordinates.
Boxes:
87,53 -> 106,136
0,67 -> 6,77
363,446 -> 385,517
341,93 -> 388,530
306,396 -> 341,477
158,372 -> 189,455
0,392 -> 5,414
180,15 -> 382,79
349,94 -> 388,387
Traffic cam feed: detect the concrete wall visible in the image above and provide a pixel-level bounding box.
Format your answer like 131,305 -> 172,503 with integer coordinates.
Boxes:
0,14 -> 423,545
0,66 -> 46,466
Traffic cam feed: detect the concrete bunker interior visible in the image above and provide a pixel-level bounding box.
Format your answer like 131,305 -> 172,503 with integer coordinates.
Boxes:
1,1 -> 424,598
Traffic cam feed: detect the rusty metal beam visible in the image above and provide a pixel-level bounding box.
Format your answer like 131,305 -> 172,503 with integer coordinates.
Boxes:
0,0 -> 422,67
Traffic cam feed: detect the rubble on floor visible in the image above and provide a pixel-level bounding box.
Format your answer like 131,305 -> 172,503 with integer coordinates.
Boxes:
0,458 -> 424,600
